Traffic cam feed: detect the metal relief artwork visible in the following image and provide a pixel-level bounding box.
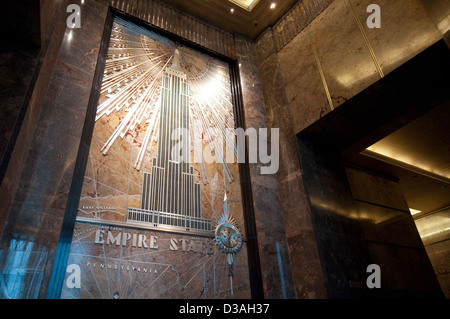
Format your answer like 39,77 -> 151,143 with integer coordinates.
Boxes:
214,194 -> 243,296
61,17 -> 250,299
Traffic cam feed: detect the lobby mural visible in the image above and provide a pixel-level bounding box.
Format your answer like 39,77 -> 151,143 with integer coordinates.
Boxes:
61,17 -> 250,299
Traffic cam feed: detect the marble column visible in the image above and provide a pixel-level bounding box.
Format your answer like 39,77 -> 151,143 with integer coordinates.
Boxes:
255,29 -> 328,299
0,0 -> 110,298
235,35 -> 297,299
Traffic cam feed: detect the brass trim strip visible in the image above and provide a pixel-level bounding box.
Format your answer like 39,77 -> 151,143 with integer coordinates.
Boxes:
306,25 -> 335,111
347,0 -> 385,78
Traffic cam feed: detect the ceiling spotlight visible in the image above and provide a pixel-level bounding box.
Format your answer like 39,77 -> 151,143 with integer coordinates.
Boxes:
409,208 -> 422,215
270,3 -> 276,9
230,8 -> 235,14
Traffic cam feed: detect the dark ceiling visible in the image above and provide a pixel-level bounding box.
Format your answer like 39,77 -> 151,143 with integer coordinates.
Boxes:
0,0 -> 41,49
161,0 -> 299,39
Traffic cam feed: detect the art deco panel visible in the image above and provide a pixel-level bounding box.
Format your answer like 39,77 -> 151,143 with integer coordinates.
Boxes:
108,0 -> 236,58
60,17 -> 250,299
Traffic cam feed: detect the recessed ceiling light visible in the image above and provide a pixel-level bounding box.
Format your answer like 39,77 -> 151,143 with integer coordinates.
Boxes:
230,8 -> 235,14
228,0 -> 261,12
270,3 -> 276,9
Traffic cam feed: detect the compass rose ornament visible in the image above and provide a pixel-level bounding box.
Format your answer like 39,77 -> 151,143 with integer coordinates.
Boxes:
214,193 -> 243,295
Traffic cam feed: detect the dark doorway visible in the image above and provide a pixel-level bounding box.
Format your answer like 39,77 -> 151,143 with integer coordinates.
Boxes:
296,40 -> 450,298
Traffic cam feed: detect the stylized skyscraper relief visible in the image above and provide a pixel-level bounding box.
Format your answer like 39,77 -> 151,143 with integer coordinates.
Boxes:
127,50 -> 212,234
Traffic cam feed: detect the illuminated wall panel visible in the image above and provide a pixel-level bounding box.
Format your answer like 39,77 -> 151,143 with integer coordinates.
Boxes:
61,17 -> 250,299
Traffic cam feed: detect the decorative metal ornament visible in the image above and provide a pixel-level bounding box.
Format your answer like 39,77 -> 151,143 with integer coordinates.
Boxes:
215,222 -> 243,255
214,194 -> 243,295
214,194 -> 243,256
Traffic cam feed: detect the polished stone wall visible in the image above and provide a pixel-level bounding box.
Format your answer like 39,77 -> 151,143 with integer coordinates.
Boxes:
255,29 -> 327,298
0,0 -> 294,299
108,0 -> 236,58
0,0 -> 42,192
421,0 -> 450,45
0,47 -> 39,181
255,0 -> 447,298
297,141 -> 373,298
414,207 -> 450,298
262,0 -> 443,135
0,0 -> 111,298
345,166 -> 442,297
1,0 -> 446,299
270,0 -> 334,52
234,35 -> 296,299
295,145 -> 442,297
0,0 -> 72,240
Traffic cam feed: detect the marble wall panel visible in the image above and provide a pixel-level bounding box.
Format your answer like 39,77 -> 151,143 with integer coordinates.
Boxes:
253,0 -> 448,299
421,0 -> 450,28
0,47 -> 39,176
345,166 -> 443,297
367,241 -> 442,296
264,0 -> 446,137
415,207 -> 450,297
345,167 -> 410,212
0,0 -> 110,298
307,0 -> 381,109
297,140 -> 372,298
425,238 -> 450,276
277,29 -> 331,134
40,0 -> 61,46
350,166 -> 447,287
108,0 -> 236,59
0,0 -> 63,238
415,210 -> 450,247
424,240 -> 450,298
258,55 -> 312,234
255,29 -> 276,66
354,201 -> 424,249
271,0 -> 334,52
256,29 -> 328,298
351,0 -> 442,76
297,138 -> 444,297
0,0 -> 72,239
421,0 -> 450,47
235,35 -> 296,299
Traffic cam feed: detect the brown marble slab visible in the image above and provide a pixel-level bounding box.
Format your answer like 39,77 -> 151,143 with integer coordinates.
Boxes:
235,35 -> 297,299
307,0 -> 381,109
350,0 -> 442,76
277,28 -> 331,134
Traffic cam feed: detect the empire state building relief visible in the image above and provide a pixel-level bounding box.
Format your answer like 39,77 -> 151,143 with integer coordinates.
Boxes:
62,16 -> 251,299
